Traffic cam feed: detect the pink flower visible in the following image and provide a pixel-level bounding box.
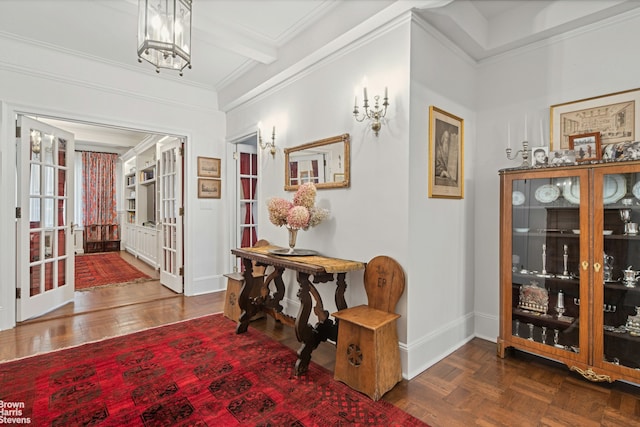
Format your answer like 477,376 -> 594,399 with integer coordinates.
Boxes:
287,206 -> 310,229
293,183 -> 316,209
267,198 -> 292,227
267,183 -> 329,230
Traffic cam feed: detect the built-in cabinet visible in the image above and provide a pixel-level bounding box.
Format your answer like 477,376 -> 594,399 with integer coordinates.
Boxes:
499,161 -> 640,385
121,142 -> 159,268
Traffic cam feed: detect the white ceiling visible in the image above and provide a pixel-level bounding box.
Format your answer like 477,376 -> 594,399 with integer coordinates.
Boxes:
4,0 -> 640,149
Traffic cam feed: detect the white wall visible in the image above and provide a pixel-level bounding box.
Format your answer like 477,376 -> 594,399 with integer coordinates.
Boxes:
405,16 -> 477,378
0,35 -> 227,330
226,15 -> 414,367
226,11 -> 481,380
473,10 -> 640,341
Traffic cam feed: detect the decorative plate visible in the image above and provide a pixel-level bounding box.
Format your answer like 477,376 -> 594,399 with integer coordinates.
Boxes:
633,181 -> 640,201
563,178 -> 580,204
534,184 -> 560,204
603,174 -> 626,205
512,191 -> 525,206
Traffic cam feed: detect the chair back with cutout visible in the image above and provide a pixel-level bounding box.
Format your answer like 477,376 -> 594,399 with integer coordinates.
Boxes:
364,255 -> 405,313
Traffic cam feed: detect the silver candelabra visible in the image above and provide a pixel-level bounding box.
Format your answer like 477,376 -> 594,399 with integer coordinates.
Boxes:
506,140 -> 531,167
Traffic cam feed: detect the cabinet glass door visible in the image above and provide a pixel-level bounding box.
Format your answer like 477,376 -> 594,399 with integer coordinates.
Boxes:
596,170 -> 640,372
510,174 -> 586,355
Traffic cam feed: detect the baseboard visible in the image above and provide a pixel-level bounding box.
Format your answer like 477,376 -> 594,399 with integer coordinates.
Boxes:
405,312 -> 475,380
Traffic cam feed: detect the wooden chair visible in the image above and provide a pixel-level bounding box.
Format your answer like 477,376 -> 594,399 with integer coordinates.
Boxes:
332,255 -> 405,400
223,240 -> 269,322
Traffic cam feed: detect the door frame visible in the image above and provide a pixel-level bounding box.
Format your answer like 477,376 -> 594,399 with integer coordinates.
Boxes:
0,101 -> 190,331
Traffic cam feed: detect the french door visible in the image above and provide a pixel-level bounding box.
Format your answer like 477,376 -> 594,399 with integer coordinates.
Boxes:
228,137 -> 259,272
158,138 -> 183,293
16,116 -> 75,321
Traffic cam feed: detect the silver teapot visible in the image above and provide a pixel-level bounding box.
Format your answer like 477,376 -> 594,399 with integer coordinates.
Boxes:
623,266 -> 640,287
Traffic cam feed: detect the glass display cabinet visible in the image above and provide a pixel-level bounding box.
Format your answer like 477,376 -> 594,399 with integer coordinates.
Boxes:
499,162 -> 640,384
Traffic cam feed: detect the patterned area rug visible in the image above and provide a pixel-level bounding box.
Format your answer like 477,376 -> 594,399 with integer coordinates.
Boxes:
0,314 -> 428,426
75,252 -> 151,290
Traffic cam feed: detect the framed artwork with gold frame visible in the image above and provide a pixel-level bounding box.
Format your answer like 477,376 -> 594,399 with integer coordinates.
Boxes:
428,106 -> 464,199
197,156 -> 221,178
198,178 -> 221,199
550,88 -> 640,150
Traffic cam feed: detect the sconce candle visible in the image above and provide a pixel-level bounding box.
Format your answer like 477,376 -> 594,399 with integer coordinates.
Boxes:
524,114 -> 528,141
507,123 -> 511,149
353,85 -> 389,137
539,119 -> 544,146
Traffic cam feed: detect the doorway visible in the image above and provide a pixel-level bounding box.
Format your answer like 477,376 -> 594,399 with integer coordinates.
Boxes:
18,114 -> 185,321
228,132 -> 260,272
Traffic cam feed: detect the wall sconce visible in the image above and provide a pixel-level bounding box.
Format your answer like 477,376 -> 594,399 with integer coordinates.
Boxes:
353,86 -> 389,136
30,129 -> 41,154
259,126 -> 276,158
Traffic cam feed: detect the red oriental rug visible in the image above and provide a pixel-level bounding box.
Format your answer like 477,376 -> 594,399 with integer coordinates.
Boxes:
75,252 -> 151,290
0,314 -> 428,426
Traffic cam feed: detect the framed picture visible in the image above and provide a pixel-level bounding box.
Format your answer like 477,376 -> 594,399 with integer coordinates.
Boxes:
548,149 -> 576,165
569,132 -> 601,162
198,178 -> 221,199
428,106 -> 464,199
550,88 -> 640,150
531,147 -> 549,167
197,156 -> 221,178
603,140 -> 640,161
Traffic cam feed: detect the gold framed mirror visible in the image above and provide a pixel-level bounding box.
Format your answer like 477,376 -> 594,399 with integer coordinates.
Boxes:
284,133 -> 350,191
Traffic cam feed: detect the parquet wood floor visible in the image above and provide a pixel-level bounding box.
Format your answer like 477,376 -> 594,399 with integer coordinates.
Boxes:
1,254 -> 640,426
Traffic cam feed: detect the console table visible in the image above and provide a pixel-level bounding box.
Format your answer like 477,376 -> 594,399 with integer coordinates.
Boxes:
231,245 -> 365,375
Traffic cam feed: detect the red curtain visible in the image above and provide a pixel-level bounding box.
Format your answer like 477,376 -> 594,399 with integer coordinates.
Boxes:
290,161 -> 298,185
240,153 -> 258,247
82,152 -> 117,225
311,160 -> 319,183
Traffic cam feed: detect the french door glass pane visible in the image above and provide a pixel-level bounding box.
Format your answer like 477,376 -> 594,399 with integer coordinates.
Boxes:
30,265 -> 41,296
58,259 -> 66,287
58,138 -> 67,166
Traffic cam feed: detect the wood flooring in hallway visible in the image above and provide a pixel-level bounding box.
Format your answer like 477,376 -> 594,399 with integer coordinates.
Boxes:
1,255 -> 639,426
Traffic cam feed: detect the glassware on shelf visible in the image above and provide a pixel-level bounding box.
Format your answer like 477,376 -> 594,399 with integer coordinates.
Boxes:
556,245 -> 572,279
625,307 -> 640,336
620,208 -> 633,235
536,244 -> 554,278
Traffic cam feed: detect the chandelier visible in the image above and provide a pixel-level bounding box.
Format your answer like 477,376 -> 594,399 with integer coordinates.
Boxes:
137,0 -> 192,76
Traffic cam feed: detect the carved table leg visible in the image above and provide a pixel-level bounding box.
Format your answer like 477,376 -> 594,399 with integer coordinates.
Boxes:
334,272 -> 347,311
294,272 -> 320,375
265,267 -> 286,313
294,272 -> 341,375
236,258 -> 259,334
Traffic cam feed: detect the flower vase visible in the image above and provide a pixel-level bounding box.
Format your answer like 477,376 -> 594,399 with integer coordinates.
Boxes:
287,227 -> 298,254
